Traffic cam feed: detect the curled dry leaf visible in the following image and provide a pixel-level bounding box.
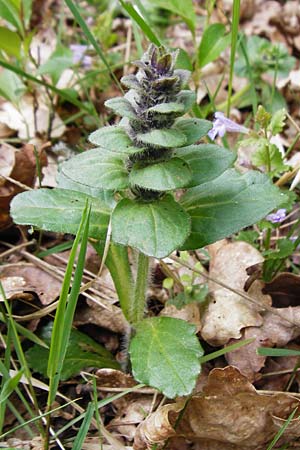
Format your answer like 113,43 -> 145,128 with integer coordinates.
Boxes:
134,366 -> 300,450
0,263 -> 61,305
0,143 -> 47,230
201,241 -> 271,345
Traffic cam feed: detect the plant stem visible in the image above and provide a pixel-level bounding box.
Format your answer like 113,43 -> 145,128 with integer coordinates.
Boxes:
130,252 -> 150,325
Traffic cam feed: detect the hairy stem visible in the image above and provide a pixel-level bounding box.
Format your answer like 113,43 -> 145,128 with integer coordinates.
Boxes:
130,252 -> 150,325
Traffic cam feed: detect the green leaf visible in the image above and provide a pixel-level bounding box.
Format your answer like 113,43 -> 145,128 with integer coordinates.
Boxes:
147,102 -> 185,115
180,169 -> 287,250
175,118 -> 212,146
61,148 -> 129,190
37,45 -> 73,85
105,97 -> 137,119
150,0 -> 196,34
252,142 -> 288,175
174,143 -> 236,187
130,157 -> 192,191
26,322 -> 119,380
268,108 -> 287,135
137,127 -> 187,148
129,317 -> 203,398
111,195 -> 191,258
0,27 -> 21,58
257,347 -> 300,357
0,369 -> 23,404
0,0 -> 23,34
198,23 -> 231,68
56,170 -> 116,209
10,188 -> 110,240
0,69 -> 26,104
177,90 -> 196,113
88,125 -> 144,155
264,239 -> 294,260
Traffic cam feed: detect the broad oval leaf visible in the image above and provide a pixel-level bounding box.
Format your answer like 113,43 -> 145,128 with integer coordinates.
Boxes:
88,126 -> 145,155
180,169 -> 288,250
56,170 -> 116,209
61,148 -> 129,190
137,128 -> 187,148
175,118 -> 212,146
174,143 -> 236,187
129,317 -> 203,398
11,188 -> 110,240
147,102 -> 185,115
105,97 -> 137,119
111,195 -> 191,258
129,157 -> 192,191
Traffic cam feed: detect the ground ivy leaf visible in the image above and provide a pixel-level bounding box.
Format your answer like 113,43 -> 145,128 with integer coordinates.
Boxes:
130,157 -> 192,191
105,97 -> 137,119
10,188 -> 110,240
26,322 -> 119,380
129,317 -> 203,398
180,169 -> 288,250
61,148 -> 129,190
111,195 -> 191,258
174,144 -> 236,187
175,118 -> 212,145
137,128 -> 187,148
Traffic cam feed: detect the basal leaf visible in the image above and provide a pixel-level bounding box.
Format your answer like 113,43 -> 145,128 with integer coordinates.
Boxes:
129,317 -> 203,398
174,143 -> 235,187
111,195 -> 191,258
129,157 -> 192,191
198,23 -> 231,68
175,118 -> 212,146
26,322 -> 119,380
137,127 -> 187,148
11,188 -> 110,240
61,148 -> 129,190
180,169 -> 287,250
105,97 -> 137,119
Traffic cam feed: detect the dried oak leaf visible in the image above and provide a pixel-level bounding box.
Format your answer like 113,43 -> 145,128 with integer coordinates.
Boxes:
134,366 -> 300,450
226,306 -> 300,381
201,241 -> 271,345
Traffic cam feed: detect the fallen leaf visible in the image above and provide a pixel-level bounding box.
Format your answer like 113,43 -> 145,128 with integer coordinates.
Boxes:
134,366 -> 300,450
201,241 -> 271,345
262,272 -> 300,307
0,263 -> 61,305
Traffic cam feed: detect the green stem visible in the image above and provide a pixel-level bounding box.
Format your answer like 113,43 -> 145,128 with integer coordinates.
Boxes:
131,252 -> 150,325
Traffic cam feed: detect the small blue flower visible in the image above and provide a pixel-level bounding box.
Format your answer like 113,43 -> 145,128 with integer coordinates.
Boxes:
70,44 -> 92,68
266,208 -> 287,223
208,112 -> 249,140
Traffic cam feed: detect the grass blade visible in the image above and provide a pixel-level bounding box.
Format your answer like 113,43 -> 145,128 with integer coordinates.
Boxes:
227,0 -> 240,116
266,408 -> 298,450
72,402 -> 95,450
64,0 -> 123,93
47,203 -> 91,404
119,0 -> 161,47
199,338 -> 254,364
258,347 -> 300,357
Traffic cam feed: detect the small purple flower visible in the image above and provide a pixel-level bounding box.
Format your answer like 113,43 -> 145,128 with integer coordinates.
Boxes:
208,112 -> 249,140
266,208 -> 287,223
70,44 -> 92,68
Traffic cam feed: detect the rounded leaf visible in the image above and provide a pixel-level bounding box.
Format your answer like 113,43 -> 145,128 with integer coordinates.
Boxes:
175,118 -> 212,146
88,126 -> 145,155
61,148 -> 129,190
137,128 -> 187,148
105,97 -> 137,119
147,102 -> 185,115
130,317 -> 203,398
130,157 -> 192,191
111,195 -> 191,258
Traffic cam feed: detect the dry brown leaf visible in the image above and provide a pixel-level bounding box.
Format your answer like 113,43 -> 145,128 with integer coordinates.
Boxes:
226,306 -> 300,381
262,272 -> 300,307
96,369 -> 137,389
134,366 -> 300,450
0,263 -> 61,305
201,241 -> 271,345
160,303 -> 201,333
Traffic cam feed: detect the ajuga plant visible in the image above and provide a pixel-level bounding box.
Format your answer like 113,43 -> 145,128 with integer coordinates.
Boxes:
11,45 -> 287,398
